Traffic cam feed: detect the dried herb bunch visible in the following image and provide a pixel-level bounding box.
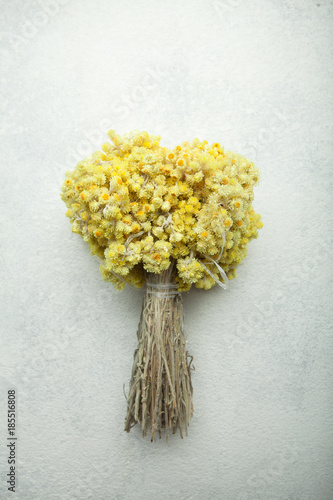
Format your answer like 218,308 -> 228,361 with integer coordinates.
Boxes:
124,260 -> 193,441
61,130 -> 262,441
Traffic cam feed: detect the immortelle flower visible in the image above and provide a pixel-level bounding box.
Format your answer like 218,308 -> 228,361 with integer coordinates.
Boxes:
61,130 -> 263,441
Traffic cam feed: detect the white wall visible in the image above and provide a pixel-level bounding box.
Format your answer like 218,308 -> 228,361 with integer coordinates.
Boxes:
1,1 -> 332,499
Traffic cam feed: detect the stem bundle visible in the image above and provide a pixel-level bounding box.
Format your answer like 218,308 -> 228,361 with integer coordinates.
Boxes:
124,261 -> 194,442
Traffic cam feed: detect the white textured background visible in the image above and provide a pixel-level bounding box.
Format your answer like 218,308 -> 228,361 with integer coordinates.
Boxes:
1,0 -> 333,499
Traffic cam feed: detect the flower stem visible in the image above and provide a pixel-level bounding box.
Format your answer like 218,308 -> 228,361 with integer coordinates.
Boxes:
124,261 -> 194,442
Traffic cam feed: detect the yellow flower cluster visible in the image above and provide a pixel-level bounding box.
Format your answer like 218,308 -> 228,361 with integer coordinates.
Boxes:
61,130 -> 262,291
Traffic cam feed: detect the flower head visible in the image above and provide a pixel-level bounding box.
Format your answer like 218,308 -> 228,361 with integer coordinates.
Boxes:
61,130 -> 262,290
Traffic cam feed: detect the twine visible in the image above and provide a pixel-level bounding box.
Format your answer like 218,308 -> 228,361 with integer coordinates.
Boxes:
199,232 -> 228,289
146,282 -> 180,298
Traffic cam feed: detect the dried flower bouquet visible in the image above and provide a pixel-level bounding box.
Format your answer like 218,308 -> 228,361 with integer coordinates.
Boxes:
61,130 -> 262,441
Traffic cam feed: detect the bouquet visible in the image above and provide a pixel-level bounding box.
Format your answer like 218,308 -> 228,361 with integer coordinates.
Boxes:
61,130 -> 262,441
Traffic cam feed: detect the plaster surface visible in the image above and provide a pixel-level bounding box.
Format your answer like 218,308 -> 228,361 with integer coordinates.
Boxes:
1,1 -> 332,499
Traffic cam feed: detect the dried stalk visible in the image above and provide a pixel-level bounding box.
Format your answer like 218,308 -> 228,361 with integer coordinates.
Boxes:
124,260 -> 194,442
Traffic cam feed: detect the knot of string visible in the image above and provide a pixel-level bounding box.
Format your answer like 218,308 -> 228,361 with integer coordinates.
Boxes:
198,232 -> 228,290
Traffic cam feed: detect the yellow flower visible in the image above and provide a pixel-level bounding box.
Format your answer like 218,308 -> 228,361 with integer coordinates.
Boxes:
61,130 -> 262,290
